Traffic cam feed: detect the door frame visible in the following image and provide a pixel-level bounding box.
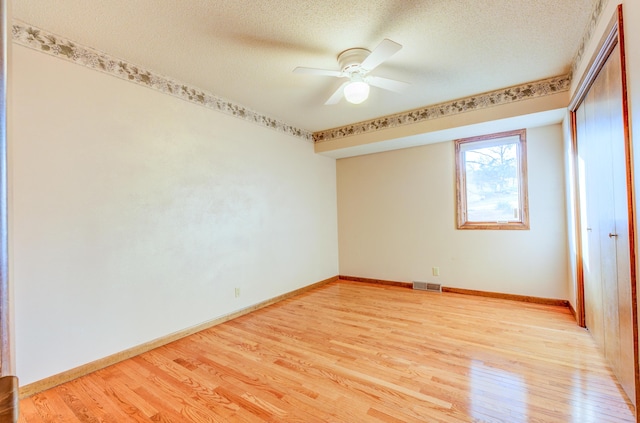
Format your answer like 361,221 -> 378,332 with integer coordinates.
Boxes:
569,4 -> 639,410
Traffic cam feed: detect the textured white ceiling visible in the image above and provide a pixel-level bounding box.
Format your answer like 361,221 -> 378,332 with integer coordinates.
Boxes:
13,0 -> 595,132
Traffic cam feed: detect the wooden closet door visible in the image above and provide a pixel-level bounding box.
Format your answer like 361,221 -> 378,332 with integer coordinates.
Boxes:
577,91 -> 605,351
576,42 -> 635,404
594,50 -> 622,381
606,44 -> 635,401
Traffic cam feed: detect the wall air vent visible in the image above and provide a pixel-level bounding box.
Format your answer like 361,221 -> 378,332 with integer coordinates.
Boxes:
413,282 -> 442,292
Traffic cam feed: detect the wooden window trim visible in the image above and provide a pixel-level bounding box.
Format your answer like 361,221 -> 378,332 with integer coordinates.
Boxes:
455,129 -> 529,230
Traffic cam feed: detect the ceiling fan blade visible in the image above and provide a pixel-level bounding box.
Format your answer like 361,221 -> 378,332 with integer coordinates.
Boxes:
367,76 -> 410,93
360,39 -> 402,72
293,67 -> 343,77
325,81 -> 349,105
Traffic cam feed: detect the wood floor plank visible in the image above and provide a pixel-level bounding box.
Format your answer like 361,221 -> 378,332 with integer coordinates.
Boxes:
19,280 -> 636,422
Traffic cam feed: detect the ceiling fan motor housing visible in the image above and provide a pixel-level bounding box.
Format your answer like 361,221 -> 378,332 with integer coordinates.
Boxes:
338,48 -> 371,74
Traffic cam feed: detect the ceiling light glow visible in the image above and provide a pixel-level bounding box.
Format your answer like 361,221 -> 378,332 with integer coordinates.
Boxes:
344,81 -> 370,104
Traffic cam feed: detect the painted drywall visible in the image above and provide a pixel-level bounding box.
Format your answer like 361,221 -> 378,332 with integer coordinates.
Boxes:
570,0 -> 638,120
315,92 -> 569,157
11,45 -> 338,385
337,124 -> 568,299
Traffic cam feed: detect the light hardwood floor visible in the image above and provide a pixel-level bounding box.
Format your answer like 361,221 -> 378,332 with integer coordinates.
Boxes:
18,281 -> 635,422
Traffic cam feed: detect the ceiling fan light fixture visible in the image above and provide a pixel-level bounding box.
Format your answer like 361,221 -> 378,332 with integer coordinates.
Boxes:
344,81 -> 370,104
294,39 -> 405,106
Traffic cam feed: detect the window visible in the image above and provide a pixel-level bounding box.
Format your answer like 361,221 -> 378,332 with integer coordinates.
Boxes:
455,129 -> 529,230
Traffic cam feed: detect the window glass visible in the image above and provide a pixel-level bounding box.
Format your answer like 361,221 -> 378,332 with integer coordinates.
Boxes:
455,130 -> 529,229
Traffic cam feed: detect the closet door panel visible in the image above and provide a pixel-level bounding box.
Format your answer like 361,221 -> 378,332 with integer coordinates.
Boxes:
592,57 -> 621,373
576,40 -> 635,404
578,90 -> 605,352
606,44 -> 635,401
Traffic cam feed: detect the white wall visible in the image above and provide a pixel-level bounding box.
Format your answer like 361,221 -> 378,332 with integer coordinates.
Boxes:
570,1 -> 638,166
11,45 -> 338,385
337,124 -> 568,299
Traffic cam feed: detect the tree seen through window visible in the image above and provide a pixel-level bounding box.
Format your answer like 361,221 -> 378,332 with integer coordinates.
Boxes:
455,129 -> 529,229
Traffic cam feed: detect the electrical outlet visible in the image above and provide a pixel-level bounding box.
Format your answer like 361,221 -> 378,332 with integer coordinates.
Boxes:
432,267 -> 440,276
234,287 -> 240,298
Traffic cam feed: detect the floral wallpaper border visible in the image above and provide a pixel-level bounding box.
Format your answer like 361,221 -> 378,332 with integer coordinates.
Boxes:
314,0 -> 605,144
313,75 -> 570,143
13,19 -> 583,146
12,21 -> 314,142
571,0 -> 607,78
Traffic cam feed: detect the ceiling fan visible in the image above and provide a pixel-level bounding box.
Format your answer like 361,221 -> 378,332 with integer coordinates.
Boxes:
293,39 -> 410,105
